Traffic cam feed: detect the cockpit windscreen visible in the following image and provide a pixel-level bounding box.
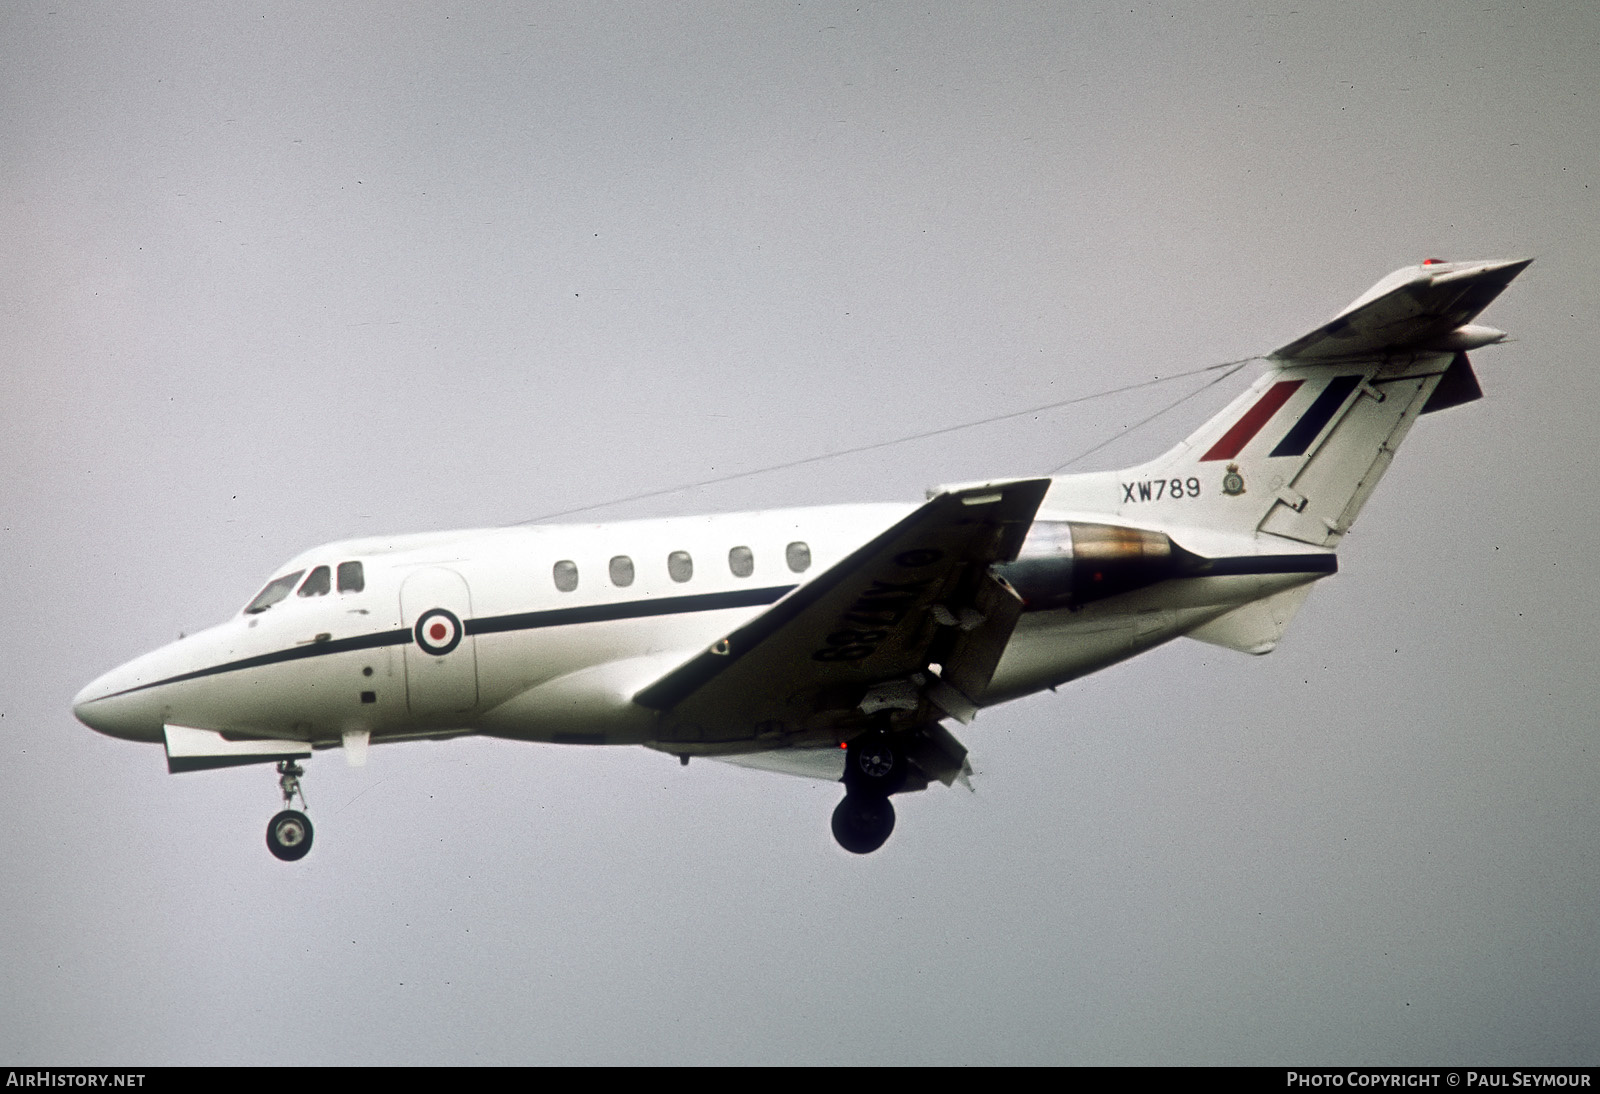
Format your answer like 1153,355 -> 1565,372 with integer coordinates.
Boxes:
243,571 -> 305,615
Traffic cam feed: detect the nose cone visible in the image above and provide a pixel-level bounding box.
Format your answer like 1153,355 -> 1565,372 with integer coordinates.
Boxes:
73,660 -> 168,743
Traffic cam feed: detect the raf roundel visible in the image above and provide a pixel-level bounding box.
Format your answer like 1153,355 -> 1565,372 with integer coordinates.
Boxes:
414,607 -> 464,656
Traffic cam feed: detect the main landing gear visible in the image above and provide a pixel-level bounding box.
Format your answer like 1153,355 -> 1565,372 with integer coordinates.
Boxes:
832,732 -> 906,855
266,759 -> 313,862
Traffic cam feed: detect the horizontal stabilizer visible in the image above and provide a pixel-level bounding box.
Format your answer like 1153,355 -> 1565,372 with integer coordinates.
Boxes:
164,723 -> 310,774
1272,258 -> 1530,361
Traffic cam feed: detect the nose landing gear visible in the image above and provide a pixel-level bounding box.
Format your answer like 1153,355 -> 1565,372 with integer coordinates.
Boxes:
266,760 -> 313,862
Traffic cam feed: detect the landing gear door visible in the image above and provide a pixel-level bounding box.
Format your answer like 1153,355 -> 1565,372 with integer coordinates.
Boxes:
401,568 -> 479,717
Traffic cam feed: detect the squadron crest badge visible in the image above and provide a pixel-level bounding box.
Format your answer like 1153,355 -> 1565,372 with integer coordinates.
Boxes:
1222,463 -> 1246,496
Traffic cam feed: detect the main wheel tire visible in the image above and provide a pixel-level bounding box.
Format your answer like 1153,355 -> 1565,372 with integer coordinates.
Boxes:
831,793 -> 896,855
267,809 -> 314,862
844,732 -> 907,796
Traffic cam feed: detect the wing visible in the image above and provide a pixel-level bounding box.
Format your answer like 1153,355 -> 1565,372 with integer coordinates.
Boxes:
633,478 -> 1050,752
1271,257 -> 1530,361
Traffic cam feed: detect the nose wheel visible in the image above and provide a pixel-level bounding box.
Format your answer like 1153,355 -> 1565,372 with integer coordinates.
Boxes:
266,760 -> 314,862
267,809 -> 313,861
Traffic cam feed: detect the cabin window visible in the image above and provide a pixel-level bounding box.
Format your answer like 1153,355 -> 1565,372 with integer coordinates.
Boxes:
297,566 -> 331,597
728,545 -> 754,578
667,550 -> 693,583
244,571 -> 305,614
786,541 -> 812,573
553,560 -> 579,593
337,561 -> 365,593
609,555 -> 635,587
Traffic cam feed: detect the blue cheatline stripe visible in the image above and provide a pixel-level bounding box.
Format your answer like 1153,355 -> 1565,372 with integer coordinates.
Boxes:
99,627 -> 415,699
95,585 -> 800,700
466,585 -> 796,637
90,555 -> 1332,706
1198,554 -> 1337,576
1269,374 -> 1363,458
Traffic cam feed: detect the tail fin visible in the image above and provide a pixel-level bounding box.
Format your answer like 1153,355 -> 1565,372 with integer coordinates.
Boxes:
1074,258 -> 1530,548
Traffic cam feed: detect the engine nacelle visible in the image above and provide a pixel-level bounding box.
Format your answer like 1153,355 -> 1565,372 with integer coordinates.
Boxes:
995,521 -> 1198,610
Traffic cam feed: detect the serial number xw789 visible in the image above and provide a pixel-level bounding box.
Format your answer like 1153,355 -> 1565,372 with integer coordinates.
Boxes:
1122,477 -> 1201,503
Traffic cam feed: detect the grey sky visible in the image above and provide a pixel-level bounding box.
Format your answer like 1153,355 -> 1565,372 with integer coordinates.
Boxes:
3,1 -> 1597,1064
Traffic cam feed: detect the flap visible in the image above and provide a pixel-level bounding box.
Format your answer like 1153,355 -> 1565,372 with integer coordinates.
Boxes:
710,721 -> 973,791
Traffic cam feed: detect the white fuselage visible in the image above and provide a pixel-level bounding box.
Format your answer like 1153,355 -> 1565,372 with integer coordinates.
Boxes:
72,498 -> 1317,758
